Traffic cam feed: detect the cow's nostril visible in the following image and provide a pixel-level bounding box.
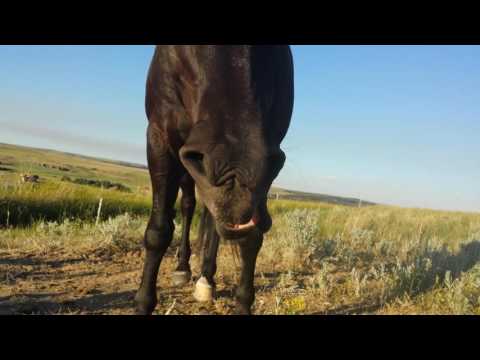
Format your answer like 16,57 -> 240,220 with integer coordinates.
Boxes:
182,150 -> 206,176
184,151 -> 204,163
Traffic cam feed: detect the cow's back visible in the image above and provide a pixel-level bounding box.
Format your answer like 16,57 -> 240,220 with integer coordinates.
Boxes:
146,45 -> 294,150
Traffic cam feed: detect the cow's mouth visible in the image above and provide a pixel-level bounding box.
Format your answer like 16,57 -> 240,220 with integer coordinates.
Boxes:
218,209 -> 260,239
225,212 -> 260,232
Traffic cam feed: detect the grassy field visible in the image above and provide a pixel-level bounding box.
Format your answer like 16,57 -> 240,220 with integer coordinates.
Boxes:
1,143 -> 480,315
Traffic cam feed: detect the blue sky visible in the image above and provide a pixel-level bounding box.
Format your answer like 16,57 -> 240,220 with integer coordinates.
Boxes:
0,45 -> 479,212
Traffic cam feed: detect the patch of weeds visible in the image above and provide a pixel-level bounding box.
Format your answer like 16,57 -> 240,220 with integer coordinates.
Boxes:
97,213 -> 144,253
281,296 -> 307,315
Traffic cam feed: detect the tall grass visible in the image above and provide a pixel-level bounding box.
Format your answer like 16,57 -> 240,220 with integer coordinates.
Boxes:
0,181 -> 151,227
257,203 -> 480,314
1,180 -> 480,314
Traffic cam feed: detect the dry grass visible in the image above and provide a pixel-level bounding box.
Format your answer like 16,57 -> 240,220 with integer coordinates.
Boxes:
2,145 -> 479,314
1,196 -> 480,315
254,204 -> 480,315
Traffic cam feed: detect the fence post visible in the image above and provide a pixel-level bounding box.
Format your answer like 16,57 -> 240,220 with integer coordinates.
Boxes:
96,198 -> 103,226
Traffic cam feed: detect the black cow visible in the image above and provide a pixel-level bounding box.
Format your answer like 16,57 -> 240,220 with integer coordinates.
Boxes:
135,45 -> 294,315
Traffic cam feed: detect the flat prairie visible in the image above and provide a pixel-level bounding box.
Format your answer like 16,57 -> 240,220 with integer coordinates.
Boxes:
1,144 -> 479,315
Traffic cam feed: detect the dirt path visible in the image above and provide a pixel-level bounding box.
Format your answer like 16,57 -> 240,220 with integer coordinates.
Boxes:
1,248 -> 298,315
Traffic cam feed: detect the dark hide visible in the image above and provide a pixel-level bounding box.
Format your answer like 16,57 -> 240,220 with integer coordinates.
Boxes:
135,46 -> 294,315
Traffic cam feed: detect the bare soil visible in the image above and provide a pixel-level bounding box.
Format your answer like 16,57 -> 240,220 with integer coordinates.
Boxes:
0,248 -> 299,315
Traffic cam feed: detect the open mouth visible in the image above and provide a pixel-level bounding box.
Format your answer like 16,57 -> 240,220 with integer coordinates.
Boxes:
224,210 -> 260,232
225,218 -> 257,231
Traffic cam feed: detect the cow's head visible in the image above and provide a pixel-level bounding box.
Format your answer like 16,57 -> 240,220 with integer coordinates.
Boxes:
180,118 -> 285,240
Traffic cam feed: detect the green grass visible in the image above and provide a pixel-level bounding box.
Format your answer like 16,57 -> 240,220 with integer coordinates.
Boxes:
0,142 -> 151,190
0,180 -> 151,227
0,143 -> 155,227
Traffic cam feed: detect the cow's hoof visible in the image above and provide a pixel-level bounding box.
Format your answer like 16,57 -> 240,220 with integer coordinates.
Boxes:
135,308 -> 153,316
134,301 -> 156,316
134,292 -> 156,315
193,277 -> 215,303
171,271 -> 191,287
234,306 -> 252,316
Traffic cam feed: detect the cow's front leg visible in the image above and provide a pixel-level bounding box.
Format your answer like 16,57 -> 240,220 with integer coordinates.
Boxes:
134,126 -> 181,315
235,229 -> 263,315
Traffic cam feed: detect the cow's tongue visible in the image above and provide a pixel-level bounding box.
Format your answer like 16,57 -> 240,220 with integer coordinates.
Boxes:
231,213 -> 259,230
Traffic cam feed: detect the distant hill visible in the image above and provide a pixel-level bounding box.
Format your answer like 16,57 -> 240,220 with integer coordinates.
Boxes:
0,142 -> 375,207
268,188 -> 375,207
